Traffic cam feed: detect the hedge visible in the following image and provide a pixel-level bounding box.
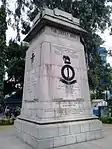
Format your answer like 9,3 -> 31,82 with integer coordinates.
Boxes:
99,117 -> 112,124
0,118 -> 15,125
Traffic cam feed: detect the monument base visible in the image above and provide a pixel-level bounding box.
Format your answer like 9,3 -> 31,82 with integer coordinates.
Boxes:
14,118 -> 103,149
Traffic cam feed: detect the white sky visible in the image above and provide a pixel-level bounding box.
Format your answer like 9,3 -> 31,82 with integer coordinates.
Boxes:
99,29 -> 112,66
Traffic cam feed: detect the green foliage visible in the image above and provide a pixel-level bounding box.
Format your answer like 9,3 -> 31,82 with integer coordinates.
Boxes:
90,93 -> 96,101
0,98 -> 7,103
4,40 -> 27,97
0,118 -> 15,125
100,117 -> 112,124
0,5 -> 7,98
89,63 -> 112,98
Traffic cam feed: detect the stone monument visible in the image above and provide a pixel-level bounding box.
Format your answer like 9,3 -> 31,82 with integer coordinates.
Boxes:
14,8 -> 103,149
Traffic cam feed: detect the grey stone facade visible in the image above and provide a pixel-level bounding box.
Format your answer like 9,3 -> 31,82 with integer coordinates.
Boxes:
14,8 -> 103,149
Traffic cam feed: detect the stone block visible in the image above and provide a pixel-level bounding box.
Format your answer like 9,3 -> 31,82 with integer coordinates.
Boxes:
30,123 -> 35,136
14,121 -> 17,129
24,124 -> 30,135
76,133 -> 86,143
70,122 -> 81,134
14,120 -> 21,130
31,136 -> 37,149
32,125 -> 38,138
86,131 -> 95,141
27,134 -> 32,146
38,124 -> 58,139
65,134 -> 76,145
22,133 -> 26,143
26,133 -> 30,143
15,128 -> 20,139
94,130 -> 103,139
21,122 -> 24,132
80,122 -> 89,132
54,136 -> 66,147
58,124 -> 70,136
18,130 -> 23,140
89,120 -> 102,131
37,138 -> 54,149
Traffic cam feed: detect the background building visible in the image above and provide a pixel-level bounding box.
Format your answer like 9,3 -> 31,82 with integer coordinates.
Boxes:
98,47 -> 108,65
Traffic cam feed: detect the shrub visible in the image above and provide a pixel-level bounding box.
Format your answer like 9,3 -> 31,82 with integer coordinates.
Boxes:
0,118 -> 15,125
100,117 -> 112,124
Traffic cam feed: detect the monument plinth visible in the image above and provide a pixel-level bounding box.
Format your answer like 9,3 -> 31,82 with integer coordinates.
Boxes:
14,8 -> 103,149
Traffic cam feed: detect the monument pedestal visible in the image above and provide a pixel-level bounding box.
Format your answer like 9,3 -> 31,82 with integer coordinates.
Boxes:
15,118 -> 102,149
14,8 -> 103,149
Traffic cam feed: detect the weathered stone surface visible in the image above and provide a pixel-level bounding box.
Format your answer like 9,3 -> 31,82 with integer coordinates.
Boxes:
14,8 -> 103,149
14,119 -> 103,149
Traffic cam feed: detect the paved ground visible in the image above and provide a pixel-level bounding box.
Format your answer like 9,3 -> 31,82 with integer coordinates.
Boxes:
0,124 -> 112,149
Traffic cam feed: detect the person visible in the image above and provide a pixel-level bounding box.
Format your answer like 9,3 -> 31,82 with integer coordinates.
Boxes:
13,106 -> 20,117
4,106 -> 10,118
16,106 -> 20,116
11,112 -> 15,119
105,87 -> 110,101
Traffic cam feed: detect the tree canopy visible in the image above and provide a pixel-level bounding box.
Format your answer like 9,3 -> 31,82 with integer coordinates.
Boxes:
4,40 -> 27,98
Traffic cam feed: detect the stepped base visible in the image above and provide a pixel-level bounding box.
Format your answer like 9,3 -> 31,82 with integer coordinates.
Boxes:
14,118 -> 103,149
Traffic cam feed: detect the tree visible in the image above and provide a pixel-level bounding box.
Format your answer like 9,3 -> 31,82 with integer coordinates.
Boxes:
4,40 -> 27,98
0,5 -> 7,98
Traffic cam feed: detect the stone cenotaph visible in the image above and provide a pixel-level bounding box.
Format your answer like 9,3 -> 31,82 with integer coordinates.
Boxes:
14,8 -> 103,149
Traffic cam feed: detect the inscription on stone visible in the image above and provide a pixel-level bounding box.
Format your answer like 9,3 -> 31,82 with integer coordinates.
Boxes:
54,100 -> 85,117
50,27 -> 79,40
25,68 -> 39,102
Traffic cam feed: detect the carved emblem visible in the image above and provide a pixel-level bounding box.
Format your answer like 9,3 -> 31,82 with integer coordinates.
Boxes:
60,55 -> 77,85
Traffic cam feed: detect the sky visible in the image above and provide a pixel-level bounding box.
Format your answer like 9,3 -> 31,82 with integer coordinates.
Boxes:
99,29 -> 112,66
